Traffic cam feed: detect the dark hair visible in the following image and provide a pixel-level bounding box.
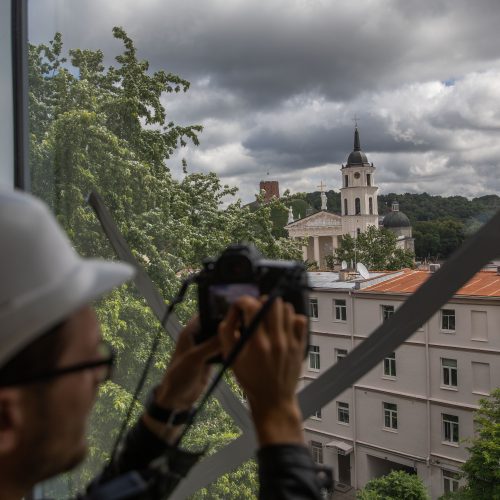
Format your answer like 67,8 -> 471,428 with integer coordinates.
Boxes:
0,322 -> 66,387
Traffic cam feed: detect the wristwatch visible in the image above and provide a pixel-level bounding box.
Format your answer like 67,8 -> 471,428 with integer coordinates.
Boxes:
145,386 -> 193,426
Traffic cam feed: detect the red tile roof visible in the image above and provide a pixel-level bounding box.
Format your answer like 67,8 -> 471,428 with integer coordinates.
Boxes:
361,269 -> 500,297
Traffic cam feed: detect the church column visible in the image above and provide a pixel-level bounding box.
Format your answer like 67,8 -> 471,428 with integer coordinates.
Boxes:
331,235 -> 337,256
302,242 -> 308,261
313,236 -> 320,265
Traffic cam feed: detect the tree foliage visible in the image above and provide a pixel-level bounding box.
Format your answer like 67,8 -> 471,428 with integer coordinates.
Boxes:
29,28 -> 300,497
461,389 -> 500,499
356,470 -> 429,500
332,226 -> 414,270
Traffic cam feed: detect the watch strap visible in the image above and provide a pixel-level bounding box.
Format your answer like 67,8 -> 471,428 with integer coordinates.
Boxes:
146,386 -> 193,426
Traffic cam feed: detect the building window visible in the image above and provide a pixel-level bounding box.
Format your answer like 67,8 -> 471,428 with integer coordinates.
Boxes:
367,173 -> 372,186
442,414 -> 459,444
356,227 -> 361,236
443,470 -> 460,494
441,309 -> 456,331
309,298 -> 319,319
337,402 -> 350,424
335,348 -> 348,362
369,197 -> 373,214
310,441 -> 323,464
309,345 -> 320,370
383,402 -> 398,430
355,197 -> 361,215
383,352 -> 397,378
441,358 -> 458,388
344,198 -> 348,215
344,175 -> 349,188
381,305 -> 395,321
334,299 -> 347,321
312,408 -> 322,420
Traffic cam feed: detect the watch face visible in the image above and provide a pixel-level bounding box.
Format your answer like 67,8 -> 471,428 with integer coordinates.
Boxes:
354,172 -> 361,179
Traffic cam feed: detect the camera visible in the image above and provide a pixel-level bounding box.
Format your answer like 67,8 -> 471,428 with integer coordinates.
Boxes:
195,244 -> 310,349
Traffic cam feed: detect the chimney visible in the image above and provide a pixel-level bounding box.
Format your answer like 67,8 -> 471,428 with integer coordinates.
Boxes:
259,180 -> 280,203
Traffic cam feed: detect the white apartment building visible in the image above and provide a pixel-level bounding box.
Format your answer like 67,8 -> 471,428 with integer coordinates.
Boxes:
301,269 -> 500,499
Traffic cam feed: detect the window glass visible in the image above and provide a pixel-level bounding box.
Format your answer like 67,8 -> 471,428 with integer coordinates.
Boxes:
309,345 -> 320,370
312,408 -> 322,419
442,414 -> 459,444
383,352 -> 396,378
309,298 -> 319,319
334,299 -> 347,321
441,309 -> 456,331
382,305 -> 395,321
310,441 -> 323,464
337,401 -> 350,424
383,402 -> 398,430
441,358 -> 458,387
335,348 -> 348,362
443,470 -> 460,493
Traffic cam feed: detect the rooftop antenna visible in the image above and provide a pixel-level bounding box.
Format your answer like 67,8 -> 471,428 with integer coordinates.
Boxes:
356,262 -> 369,279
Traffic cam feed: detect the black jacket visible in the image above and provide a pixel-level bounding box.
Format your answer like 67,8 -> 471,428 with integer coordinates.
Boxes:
83,419 -> 332,499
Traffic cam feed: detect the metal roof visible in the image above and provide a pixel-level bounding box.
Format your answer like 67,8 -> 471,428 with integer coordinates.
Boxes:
361,269 -> 500,297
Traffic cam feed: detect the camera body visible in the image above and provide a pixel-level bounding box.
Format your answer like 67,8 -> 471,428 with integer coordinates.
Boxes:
195,244 -> 309,346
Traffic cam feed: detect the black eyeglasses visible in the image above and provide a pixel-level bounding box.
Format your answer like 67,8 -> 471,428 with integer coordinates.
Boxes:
0,341 -> 116,387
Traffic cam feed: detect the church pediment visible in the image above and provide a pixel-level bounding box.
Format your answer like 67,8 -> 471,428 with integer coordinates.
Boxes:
286,211 -> 342,230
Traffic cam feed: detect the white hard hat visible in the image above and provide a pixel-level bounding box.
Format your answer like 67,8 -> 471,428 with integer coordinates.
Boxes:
0,189 -> 135,367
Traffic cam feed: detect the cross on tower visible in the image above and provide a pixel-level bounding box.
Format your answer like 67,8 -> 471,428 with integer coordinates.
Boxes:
317,180 -> 326,192
352,114 -> 360,128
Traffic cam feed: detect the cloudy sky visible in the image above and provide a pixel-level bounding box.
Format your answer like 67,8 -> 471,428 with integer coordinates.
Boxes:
29,0 -> 500,204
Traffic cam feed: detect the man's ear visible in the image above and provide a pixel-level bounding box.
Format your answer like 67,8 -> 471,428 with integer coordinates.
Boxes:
0,388 -> 24,454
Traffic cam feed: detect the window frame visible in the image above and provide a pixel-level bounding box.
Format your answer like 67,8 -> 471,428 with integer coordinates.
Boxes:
335,348 -> 348,362
337,401 -> 350,424
383,352 -> 397,378
442,413 -> 459,445
441,309 -> 456,332
383,402 -> 398,431
309,297 -> 319,320
310,440 -> 323,464
311,408 -> 322,420
442,469 -> 460,494
308,345 -> 320,371
441,358 -> 458,389
381,304 -> 395,322
334,299 -> 347,322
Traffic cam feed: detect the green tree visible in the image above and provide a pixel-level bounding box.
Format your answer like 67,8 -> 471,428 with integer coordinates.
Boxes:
29,29 -> 300,497
356,470 -> 429,500
333,226 -> 414,270
461,389 -> 500,499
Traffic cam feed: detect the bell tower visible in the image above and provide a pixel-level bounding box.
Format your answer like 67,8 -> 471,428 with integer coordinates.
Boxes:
340,127 -> 379,236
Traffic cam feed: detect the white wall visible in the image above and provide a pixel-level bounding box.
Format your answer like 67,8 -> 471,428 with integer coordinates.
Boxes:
0,0 -> 14,189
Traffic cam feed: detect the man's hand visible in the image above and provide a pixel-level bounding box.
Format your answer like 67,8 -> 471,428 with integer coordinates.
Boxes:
218,296 -> 307,446
143,316 -> 220,441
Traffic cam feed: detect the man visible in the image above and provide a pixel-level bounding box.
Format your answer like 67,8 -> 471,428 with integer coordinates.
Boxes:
0,190 -> 329,499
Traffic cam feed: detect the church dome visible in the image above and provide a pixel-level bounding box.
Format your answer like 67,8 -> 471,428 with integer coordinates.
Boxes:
345,127 -> 371,166
383,202 -> 411,228
347,150 -> 369,165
